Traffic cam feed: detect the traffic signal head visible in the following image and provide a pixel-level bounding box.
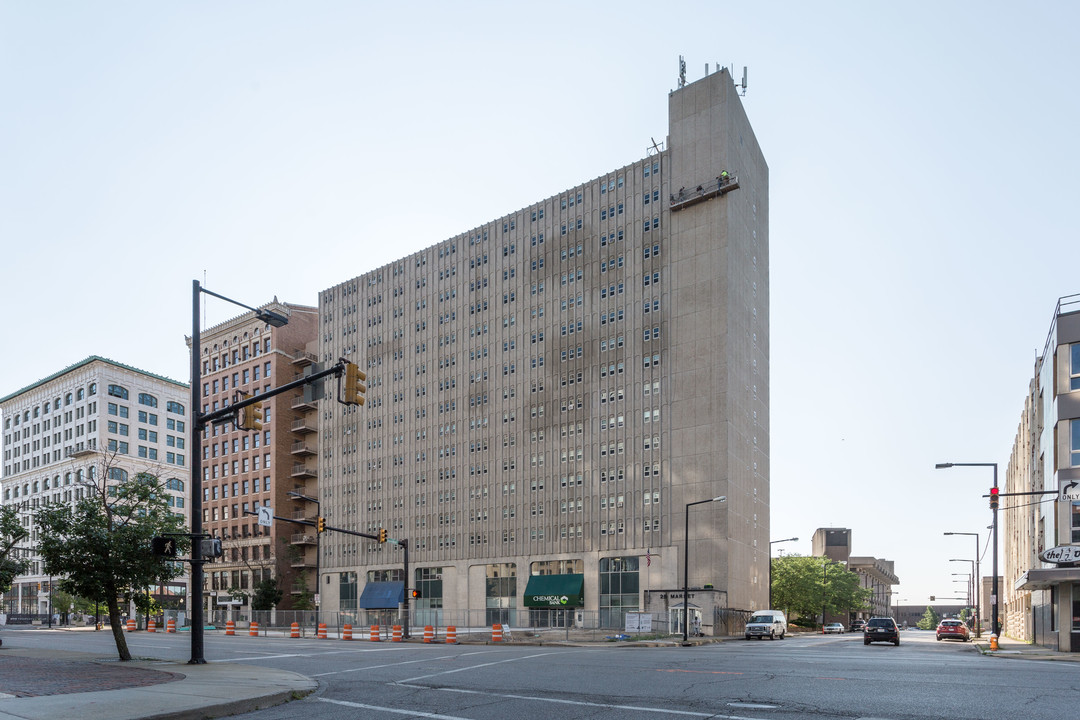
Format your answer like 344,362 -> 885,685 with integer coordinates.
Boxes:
238,392 -> 264,431
343,362 -> 367,406
990,487 -> 1000,510
317,517 -> 326,533
378,527 -> 387,543
930,595 -> 936,601
411,589 -> 421,599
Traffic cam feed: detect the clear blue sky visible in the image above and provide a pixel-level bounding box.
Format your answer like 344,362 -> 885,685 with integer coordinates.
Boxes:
3,1 -> 1078,607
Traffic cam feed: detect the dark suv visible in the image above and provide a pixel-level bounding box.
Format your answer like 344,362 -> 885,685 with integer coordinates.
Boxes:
863,617 -> 900,646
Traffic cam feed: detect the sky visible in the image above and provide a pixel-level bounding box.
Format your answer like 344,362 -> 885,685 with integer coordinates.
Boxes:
2,1 -> 1078,609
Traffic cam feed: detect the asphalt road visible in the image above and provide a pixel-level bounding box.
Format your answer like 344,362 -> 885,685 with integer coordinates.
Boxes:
6,628 -> 1076,720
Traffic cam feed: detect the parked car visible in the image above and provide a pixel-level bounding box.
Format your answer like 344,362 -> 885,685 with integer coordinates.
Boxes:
823,623 -> 845,634
850,619 -> 866,632
744,610 -> 787,640
863,617 -> 900,646
936,619 -> 971,642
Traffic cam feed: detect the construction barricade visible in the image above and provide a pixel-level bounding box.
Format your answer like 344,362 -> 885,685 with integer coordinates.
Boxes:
166,618 -> 176,633
342,624 -> 353,641
225,620 -> 235,636
147,619 -> 157,633
291,622 -> 300,638
424,626 -> 434,643
392,625 -> 403,642
446,626 -> 457,644
492,623 -> 503,642
126,619 -> 136,632
249,621 -> 259,637
370,625 -> 380,642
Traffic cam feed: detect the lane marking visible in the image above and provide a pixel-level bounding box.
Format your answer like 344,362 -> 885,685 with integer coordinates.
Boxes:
397,650 -> 577,684
657,668 -> 744,675
312,654 -> 461,677
317,698 -> 471,719
402,686 -> 764,719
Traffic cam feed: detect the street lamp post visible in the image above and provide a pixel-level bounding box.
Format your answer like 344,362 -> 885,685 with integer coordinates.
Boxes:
189,280 -> 289,665
769,537 -> 798,611
682,496 -> 726,643
288,491 -> 320,628
944,531 -> 981,637
936,462 -> 998,640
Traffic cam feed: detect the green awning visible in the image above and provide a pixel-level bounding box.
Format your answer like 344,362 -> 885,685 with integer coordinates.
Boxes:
523,573 -> 584,608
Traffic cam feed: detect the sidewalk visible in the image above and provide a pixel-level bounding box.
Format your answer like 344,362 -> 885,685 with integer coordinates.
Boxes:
971,634 -> 1080,661
0,645 -> 316,720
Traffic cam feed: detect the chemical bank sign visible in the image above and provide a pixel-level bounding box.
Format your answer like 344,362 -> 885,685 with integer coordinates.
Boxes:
531,595 -> 570,607
1040,546 -> 1080,564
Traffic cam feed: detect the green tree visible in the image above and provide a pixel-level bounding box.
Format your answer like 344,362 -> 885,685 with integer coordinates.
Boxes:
251,576 -> 283,612
0,505 -> 30,594
771,555 -> 872,624
290,569 -> 315,611
917,606 -> 941,630
35,460 -> 188,661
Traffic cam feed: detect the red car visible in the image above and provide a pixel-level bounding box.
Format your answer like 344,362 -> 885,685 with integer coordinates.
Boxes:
936,619 -> 971,642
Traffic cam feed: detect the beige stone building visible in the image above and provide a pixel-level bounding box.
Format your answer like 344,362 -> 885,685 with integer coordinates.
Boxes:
1,357 -> 189,618
191,301 -> 318,620
316,67 -> 769,631
811,528 -> 899,624
1005,294 -> 1080,651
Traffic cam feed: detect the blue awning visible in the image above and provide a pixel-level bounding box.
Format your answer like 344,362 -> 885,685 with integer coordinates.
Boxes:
357,581 -> 405,609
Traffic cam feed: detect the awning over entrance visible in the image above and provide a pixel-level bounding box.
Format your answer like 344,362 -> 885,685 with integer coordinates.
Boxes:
1015,567 -> 1080,591
357,581 -> 404,609
523,573 -> 584,608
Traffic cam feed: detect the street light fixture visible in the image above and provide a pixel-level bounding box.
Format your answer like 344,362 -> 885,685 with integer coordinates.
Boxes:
287,490 -> 320,627
936,462 -> 998,640
189,280 -> 289,665
682,496 -> 726,643
768,537 -> 798,610
944,531 -> 981,637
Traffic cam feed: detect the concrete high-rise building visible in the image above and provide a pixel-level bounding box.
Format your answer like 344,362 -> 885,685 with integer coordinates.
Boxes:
1006,294 -> 1080,650
0,357 -> 189,617
190,301 -> 318,620
317,67 -> 769,632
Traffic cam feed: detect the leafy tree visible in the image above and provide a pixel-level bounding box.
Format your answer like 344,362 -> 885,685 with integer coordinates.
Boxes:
251,576 -> 283,612
35,459 -> 188,661
290,569 -> 314,611
0,505 -> 30,594
917,606 -> 941,630
771,555 -> 872,624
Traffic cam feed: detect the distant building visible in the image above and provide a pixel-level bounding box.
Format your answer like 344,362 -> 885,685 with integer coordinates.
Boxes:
1005,294 -> 1080,651
811,528 -> 899,623
190,301 -> 317,621
315,66 -> 770,632
0,357 -> 189,617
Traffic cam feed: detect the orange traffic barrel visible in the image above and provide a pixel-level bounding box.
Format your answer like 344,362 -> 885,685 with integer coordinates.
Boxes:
225,620 -> 235,636
446,626 -> 457,644
126,619 -> 136,632
166,618 -> 176,633
249,621 -> 259,637
392,625 -> 403,642
343,623 -> 353,641
147,619 -> 157,633
291,622 -> 300,638
370,625 -> 380,641
317,622 -> 328,639
424,625 -> 434,643
492,623 -> 503,642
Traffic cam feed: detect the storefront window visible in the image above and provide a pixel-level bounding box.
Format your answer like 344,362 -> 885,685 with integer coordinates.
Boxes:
339,572 -> 357,613
485,563 -> 516,626
599,556 -> 640,628
1072,584 -> 1080,632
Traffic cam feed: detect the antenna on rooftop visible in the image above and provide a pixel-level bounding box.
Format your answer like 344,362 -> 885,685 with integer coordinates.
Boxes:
647,137 -> 664,156
678,55 -> 686,88
740,66 -> 748,96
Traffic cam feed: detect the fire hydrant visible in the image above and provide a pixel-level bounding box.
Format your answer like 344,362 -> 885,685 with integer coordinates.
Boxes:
990,634 -> 999,651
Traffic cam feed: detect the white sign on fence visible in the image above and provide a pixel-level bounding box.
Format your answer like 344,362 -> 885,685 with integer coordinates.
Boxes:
625,612 -> 653,632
